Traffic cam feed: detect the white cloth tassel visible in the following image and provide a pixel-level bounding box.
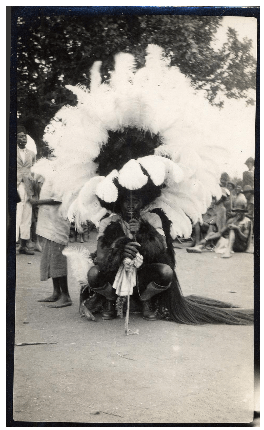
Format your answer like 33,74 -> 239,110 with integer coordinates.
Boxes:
113,254 -> 143,296
113,265 -> 136,297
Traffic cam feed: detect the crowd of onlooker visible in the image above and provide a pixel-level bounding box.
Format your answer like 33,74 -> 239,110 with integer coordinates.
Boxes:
186,157 -> 254,258
68,221 -> 95,243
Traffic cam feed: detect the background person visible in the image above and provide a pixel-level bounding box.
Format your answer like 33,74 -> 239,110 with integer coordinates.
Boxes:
224,181 -> 236,220
30,173 -> 45,252
243,185 -> 254,231
219,172 -> 230,189
219,199 -> 252,258
243,157 -> 254,189
16,125 -> 36,255
32,176 -> 72,308
187,189 -> 227,253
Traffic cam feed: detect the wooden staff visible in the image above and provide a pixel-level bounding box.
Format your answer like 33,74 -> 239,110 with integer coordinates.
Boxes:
125,190 -> 138,336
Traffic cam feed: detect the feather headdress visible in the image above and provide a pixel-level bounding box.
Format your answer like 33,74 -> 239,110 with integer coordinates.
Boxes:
33,45 -> 227,237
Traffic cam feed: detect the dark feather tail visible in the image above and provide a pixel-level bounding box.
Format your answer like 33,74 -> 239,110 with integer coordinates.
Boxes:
186,295 -> 239,308
163,274 -> 254,325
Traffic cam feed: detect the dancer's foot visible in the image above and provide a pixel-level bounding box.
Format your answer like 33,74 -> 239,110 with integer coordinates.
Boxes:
142,300 -> 157,321
48,296 -> 72,308
80,302 -> 96,321
101,300 -> 116,320
38,294 -> 61,302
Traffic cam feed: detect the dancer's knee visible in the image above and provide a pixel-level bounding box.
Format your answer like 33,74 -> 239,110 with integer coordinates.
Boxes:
157,264 -> 173,286
88,265 -> 100,285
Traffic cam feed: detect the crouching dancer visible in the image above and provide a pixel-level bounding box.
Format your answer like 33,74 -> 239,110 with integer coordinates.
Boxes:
79,177 -> 252,325
87,190 -> 173,320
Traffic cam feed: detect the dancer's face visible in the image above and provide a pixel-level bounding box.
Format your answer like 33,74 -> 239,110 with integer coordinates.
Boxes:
121,194 -> 143,221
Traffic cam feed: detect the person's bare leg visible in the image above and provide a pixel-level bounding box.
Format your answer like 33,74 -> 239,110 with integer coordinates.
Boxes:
222,230 -> 236,258
35,235 -> 42,252
191,223 -> 201,247
48,276 -> 72,307
187,238 -> 206,253
38,277 -> 61,302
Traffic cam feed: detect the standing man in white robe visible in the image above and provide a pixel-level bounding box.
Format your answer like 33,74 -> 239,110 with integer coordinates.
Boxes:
16,125 -> 36,255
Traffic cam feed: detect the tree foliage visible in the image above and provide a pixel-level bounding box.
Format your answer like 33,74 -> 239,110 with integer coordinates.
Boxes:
14,11 -> 257,155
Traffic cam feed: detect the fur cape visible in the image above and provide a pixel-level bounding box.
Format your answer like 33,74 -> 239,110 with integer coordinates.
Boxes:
97,215 -> 253,325
99,218 -> 172,274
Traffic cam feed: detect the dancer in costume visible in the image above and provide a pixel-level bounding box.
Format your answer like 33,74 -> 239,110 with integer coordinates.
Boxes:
32,45 -> 253,325
86,186 -> 173,321
78,149 -> 252,324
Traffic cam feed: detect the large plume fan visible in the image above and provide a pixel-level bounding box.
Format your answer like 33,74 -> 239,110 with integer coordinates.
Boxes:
34,44 -> 228,237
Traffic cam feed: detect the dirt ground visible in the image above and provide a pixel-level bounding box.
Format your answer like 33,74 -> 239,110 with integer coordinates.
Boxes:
13,232 -> 255,425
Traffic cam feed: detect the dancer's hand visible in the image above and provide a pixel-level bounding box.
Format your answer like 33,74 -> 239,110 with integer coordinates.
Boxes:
123,242 -> 141,259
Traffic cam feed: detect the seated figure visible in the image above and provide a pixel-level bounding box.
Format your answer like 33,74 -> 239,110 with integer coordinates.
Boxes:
243,185 -> 254,230
186,196 -> 251,258
220,199 -> 252,258
188,190 -> 227,251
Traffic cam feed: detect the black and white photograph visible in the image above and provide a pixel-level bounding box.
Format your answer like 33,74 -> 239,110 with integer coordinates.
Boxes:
7,5 -> 259,426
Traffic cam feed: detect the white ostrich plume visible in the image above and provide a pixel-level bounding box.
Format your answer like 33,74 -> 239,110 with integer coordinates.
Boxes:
90,61 -> 102,92
26,135 -> 37,155
62,246 -> 93,287
67,176 -> 108,228
96,170 -> 119,203
31,157 -> 57,181
119,159 -> 148,190
138,155 -> 166,186
110,52 -> 136,90
65,84 -> 89,104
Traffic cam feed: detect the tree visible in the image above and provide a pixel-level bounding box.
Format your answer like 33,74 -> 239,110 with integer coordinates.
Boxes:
193,27 -> 256,107
13,10 -> 256,155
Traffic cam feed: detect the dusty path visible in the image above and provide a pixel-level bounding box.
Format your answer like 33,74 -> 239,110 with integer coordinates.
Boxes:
13,233 -> 254,424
